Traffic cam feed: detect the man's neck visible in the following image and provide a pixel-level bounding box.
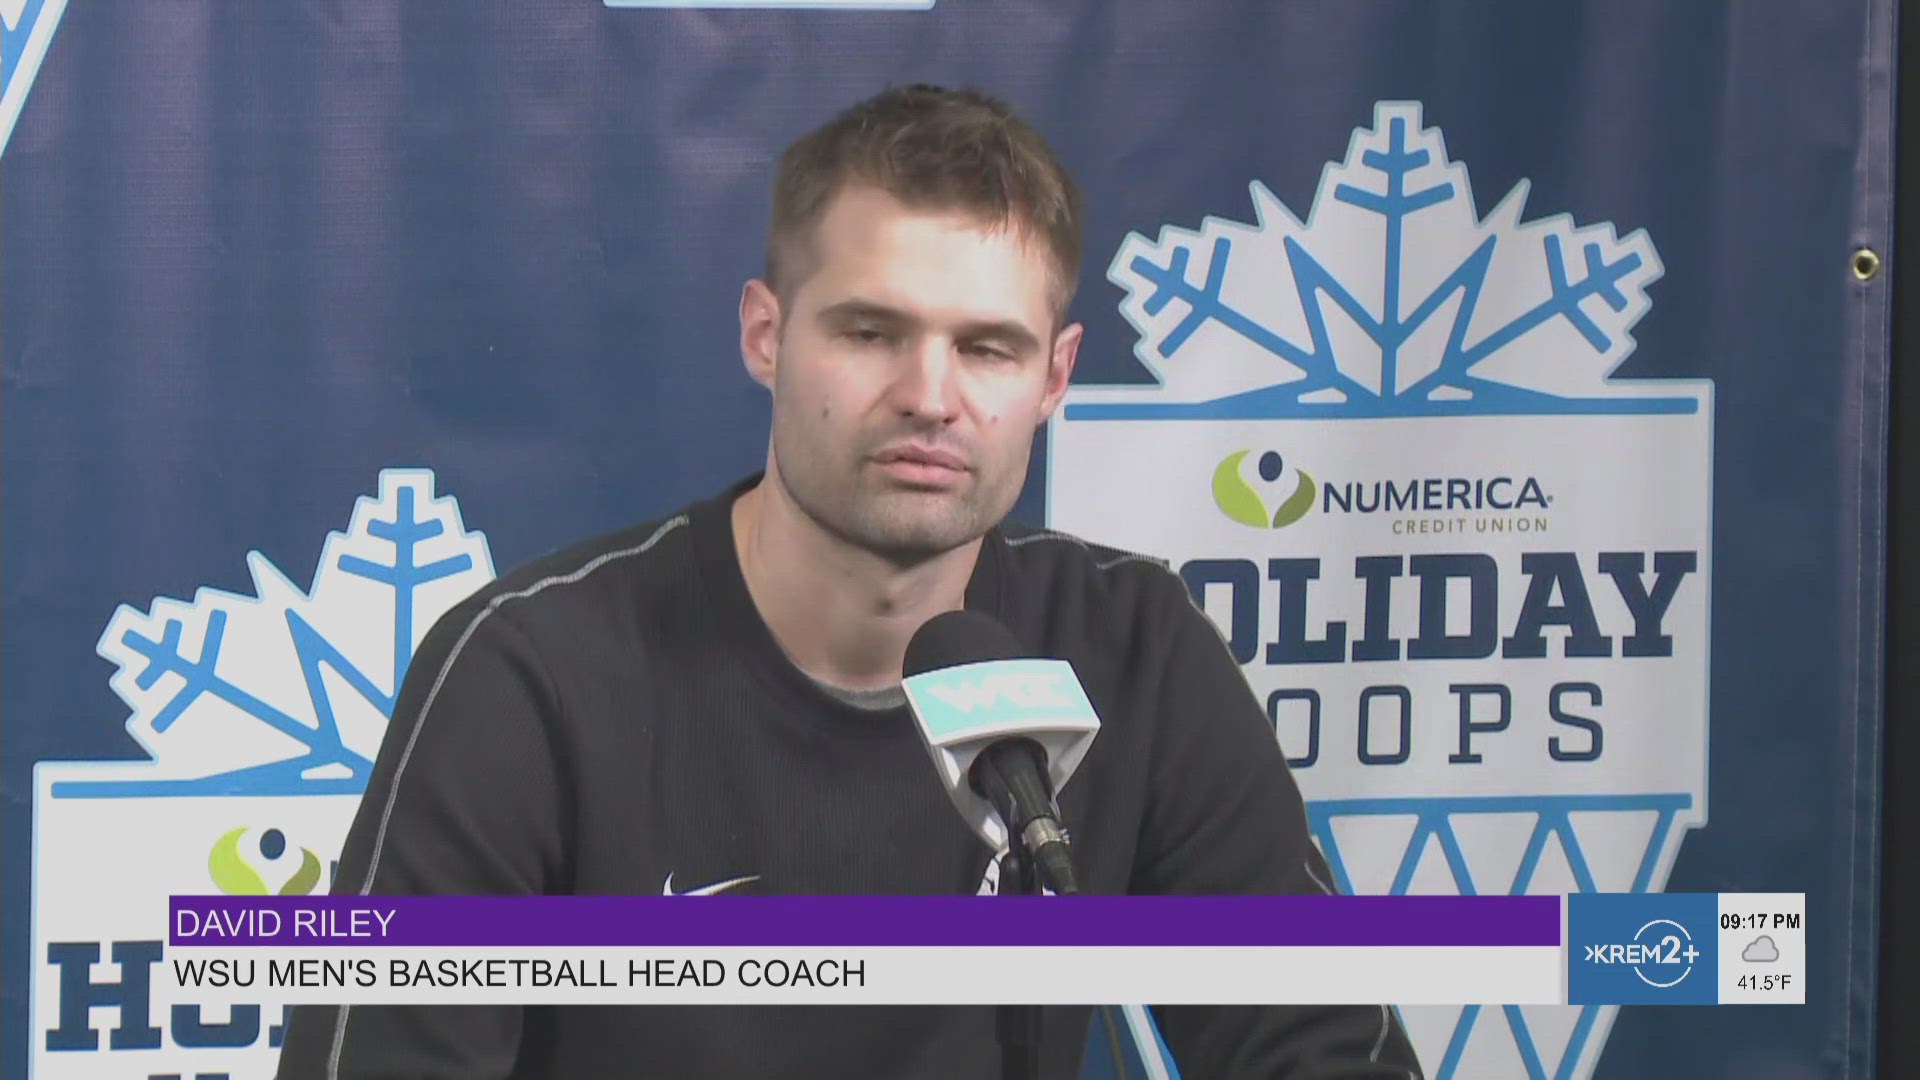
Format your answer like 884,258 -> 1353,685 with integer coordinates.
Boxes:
732,476 -> 981,691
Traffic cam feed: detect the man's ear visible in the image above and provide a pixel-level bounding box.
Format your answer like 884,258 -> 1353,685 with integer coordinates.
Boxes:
740,279 -> 782,389
1036,321 -> 1083,422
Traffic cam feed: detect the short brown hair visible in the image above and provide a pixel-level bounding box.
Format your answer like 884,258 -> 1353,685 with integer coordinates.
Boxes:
766,84 -> 1083,320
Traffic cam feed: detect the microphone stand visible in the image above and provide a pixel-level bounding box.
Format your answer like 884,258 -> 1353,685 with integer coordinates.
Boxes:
995,847 -> 1043,1080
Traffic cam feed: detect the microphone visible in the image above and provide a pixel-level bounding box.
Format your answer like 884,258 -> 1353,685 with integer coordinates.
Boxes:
901,610 -> 1100,896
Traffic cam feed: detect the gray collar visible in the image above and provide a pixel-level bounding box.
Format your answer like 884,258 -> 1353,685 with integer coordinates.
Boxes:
809,677 -> 908,712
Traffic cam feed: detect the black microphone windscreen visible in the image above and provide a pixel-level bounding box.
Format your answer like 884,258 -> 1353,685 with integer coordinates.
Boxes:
903,610 -> 1026,677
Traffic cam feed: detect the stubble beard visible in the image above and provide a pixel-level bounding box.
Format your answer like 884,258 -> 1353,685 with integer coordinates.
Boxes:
771,419 -> 1007,564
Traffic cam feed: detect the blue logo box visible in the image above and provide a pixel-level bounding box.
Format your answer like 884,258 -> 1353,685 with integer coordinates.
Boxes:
1567,893 -> 1718,1005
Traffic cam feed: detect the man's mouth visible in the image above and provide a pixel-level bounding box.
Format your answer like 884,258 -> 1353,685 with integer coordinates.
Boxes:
873,445 -> 970,472
872,445 -> 971,485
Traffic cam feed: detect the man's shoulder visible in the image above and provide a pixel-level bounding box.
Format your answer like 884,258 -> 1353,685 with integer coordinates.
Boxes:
431,510 -> 701,646
993,521 -> 1169,578
494,512 -> 697,599
989,520 -> 1189,627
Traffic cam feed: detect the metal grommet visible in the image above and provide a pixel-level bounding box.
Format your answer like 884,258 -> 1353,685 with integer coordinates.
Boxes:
1851,248 -> 1881,281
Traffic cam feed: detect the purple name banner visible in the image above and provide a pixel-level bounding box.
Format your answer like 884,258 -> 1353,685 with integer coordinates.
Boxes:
169,895 -> 1561,948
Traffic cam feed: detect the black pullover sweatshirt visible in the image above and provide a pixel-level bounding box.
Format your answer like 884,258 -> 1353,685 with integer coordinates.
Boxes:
277,477 -> 1422,1079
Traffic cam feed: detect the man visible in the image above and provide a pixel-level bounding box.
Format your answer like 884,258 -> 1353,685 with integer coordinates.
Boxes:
278,84 -> 1421,1078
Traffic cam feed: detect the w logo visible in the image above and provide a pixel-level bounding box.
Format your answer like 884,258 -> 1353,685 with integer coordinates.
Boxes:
927,672 -> 1072,713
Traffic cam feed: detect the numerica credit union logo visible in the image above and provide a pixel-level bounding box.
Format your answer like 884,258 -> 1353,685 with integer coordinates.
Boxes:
209,825 -> 324,895
1212,448 -> 1555,532
1213,450 -> 1317,528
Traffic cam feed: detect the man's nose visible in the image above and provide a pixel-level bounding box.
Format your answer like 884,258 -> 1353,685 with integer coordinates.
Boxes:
891,338 -> 959,421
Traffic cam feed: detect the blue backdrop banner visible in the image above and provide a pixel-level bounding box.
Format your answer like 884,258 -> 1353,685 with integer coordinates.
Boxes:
2,2 -> 1893,1078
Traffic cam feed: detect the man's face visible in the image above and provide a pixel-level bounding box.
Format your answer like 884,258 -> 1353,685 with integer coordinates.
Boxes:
742,184 -> 1080,561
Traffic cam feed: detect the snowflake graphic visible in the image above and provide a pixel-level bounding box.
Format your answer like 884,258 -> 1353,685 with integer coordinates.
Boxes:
54,470 -> 495,798
1049,100 -> 1715,1080
1,0 -> 69,156
1070,101 -> 1686,420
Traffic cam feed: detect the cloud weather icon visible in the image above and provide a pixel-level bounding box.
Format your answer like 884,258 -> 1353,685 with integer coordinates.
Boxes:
1742,935 -> 1780,963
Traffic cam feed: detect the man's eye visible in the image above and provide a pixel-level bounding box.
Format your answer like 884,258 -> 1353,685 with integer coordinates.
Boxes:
963,343 -> 1015,361
843,328 -> 892,346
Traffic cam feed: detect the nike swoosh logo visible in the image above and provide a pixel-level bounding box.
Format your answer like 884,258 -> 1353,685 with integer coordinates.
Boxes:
662,873 -> 761,897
